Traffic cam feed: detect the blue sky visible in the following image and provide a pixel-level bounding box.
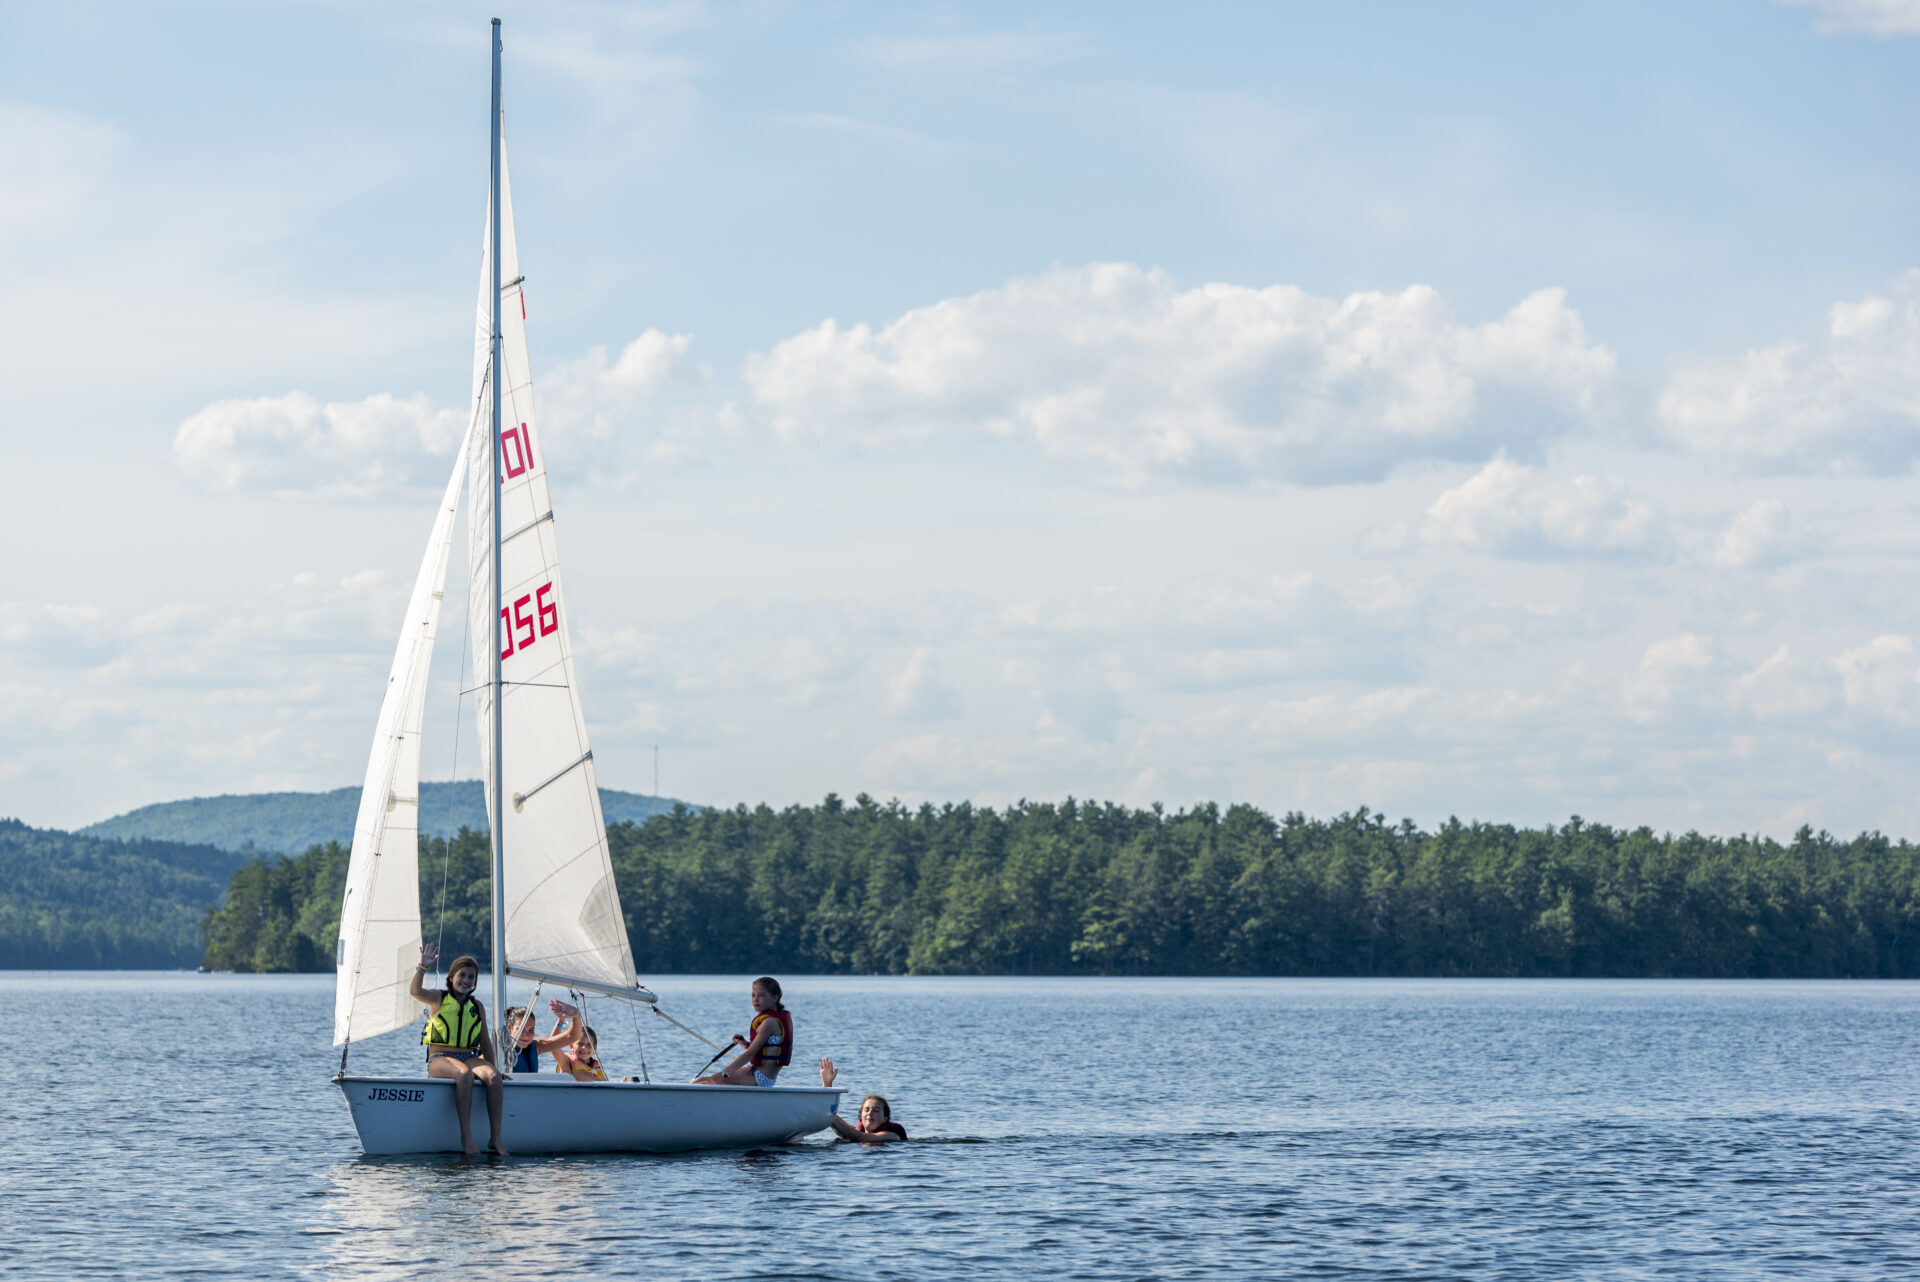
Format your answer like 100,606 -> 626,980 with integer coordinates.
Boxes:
7,0 -> 1920,836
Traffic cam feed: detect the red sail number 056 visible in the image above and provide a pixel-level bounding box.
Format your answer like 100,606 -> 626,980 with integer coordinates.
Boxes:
501,582 -> 558,659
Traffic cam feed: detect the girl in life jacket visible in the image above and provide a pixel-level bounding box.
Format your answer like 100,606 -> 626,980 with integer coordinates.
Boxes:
818,1057 -> 907,1143
502,998 -> 582,1076
695,976 -> 793,1087
552,1024 -> 610,1081
409,943 -> 507,1157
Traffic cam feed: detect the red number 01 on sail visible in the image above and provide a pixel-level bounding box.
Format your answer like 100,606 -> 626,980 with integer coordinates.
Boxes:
500,582 -> 558,659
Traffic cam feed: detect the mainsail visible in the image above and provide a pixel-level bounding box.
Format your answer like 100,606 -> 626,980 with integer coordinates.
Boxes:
466,142 -> 639,994
333,421 -> 473,1046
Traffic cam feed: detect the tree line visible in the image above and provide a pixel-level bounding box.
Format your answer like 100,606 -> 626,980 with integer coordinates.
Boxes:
197,797 -> 1920,978
0,819 -> 243,968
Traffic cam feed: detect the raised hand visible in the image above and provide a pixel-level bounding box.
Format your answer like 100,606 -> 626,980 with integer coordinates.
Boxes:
419,942 -> 440,970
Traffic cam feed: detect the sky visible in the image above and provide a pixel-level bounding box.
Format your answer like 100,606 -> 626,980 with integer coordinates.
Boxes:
6,0 -> 1920,837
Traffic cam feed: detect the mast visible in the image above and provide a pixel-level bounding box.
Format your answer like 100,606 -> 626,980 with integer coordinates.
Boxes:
488,16 -> 507,1063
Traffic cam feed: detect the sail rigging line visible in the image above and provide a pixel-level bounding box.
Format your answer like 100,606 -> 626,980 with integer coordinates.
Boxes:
445,335 -> 491,964
650,1004 -> 727,1052
433,553 -> 474,968
505,980 -> 542,1071
628,1002 -> 651,1083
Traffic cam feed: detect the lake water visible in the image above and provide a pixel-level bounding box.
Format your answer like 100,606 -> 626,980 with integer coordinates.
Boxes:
7,973 -> 1920,1278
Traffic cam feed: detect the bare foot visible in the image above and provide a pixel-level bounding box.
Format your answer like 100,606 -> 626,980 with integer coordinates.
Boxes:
462,1138 -> 480,1156
488,1143 -> 510,1157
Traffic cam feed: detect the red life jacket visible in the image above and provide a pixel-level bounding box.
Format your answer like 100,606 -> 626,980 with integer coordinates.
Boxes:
749,1009 -> 794,1068
862,1121 -> 907,1140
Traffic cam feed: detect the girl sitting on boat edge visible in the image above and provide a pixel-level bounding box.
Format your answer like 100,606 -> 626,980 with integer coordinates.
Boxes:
410,944 -> 507,1156
696,976 -> 793,1087
818,1058 -> 906,1142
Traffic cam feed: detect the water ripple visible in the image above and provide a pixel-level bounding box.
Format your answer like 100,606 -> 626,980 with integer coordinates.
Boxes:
11,973 -> 1920,1278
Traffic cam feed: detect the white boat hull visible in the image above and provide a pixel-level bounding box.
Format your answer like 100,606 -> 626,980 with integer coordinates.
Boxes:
337,1074 -> 844,1155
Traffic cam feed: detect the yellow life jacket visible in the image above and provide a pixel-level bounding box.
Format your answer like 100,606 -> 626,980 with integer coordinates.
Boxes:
422,992 -> 485,1049
557,1057 -> 607,1082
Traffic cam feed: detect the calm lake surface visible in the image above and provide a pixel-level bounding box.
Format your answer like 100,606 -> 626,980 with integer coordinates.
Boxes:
7,973 -> 1920,1278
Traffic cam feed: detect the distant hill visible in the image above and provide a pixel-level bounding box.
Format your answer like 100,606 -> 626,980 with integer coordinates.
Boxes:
0,819 -> 251,968
80,782 -> 692,854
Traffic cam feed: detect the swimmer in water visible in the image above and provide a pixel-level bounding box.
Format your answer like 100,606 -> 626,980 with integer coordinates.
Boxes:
818,1057 -> 906,1143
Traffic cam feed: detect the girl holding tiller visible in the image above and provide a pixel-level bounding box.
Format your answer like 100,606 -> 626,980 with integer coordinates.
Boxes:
696,976 -> 793,1087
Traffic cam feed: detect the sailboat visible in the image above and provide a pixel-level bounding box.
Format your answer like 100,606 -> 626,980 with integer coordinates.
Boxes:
331,20 -> 841,1155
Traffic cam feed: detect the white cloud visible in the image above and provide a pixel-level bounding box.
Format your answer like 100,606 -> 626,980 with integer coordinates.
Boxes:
1034,687 -> 1126,743
21,3 -> 1920,850
1835,635 -> 1920,720
1659,270 -> 1920,473
165,268 -> 1620,494
1628,632 -> 1719,722
1732,647 -> 1837,722
1614,629 -> 1920,738
1714,499 -> 1798,568
171,391 -> 466,496
1781,0 -> 1920,35
21,522 -> 1920,840
0,604 -> 118,669
886,647 -> 962,721
616,600 -> 877,710
0,568 -> 417,820
858,732 -> 1011,792
743,264 -> 1615,484
538,329 -> 711,465
1423,459 -> 1661,558
172,330 -> 708,496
